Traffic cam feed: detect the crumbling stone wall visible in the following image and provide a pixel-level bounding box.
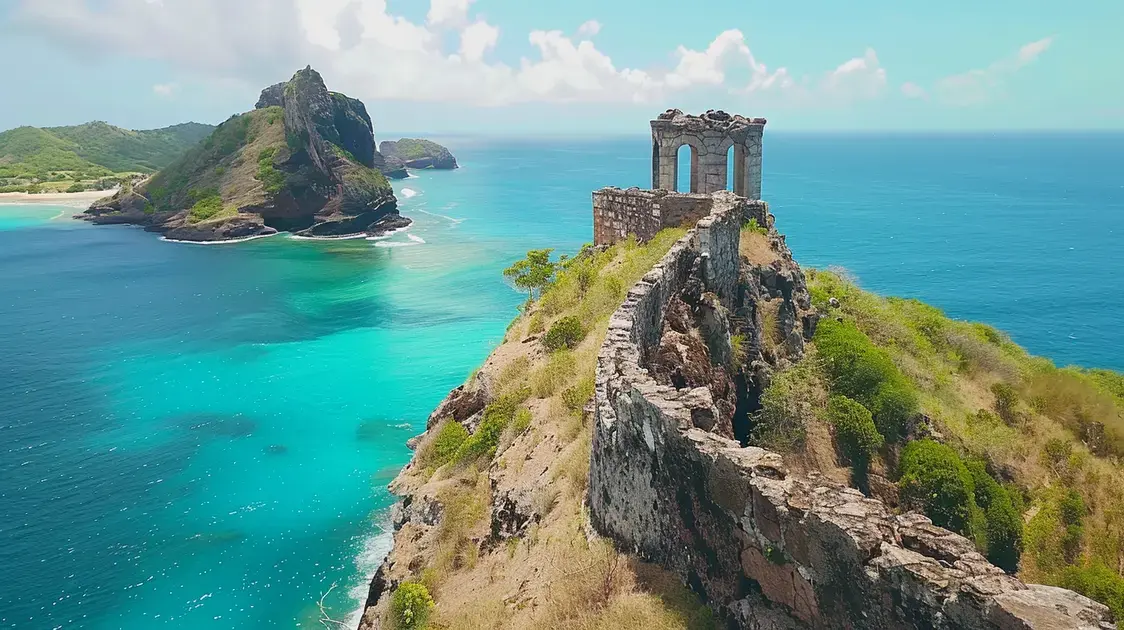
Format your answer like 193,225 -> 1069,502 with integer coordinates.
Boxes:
651,109 -> 766,198
593,187 -> 717,246
589,194 -> 1114,629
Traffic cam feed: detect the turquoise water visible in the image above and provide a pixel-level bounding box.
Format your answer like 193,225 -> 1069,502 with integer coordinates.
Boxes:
1,134 -> 1122,629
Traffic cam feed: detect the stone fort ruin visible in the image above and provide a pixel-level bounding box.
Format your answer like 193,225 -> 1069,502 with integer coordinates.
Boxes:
593,109 -> 766,246
587,111 -> 1114,628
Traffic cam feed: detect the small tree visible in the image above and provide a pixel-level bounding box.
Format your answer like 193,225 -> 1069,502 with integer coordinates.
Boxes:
389,581 -> 434,630
504,248 -> 557,300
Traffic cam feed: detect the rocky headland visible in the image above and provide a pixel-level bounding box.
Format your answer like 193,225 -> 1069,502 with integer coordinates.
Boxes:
379,138 -> 459,176
80,67 -> 413,242
354,110 -> 1124,629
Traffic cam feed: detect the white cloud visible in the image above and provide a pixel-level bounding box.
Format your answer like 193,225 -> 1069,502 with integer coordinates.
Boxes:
901,81 -> 927,100
152,82 -> 177,97
427,0 -> 474,28
14,0 -> 893,110
935,36 -> 1054,106
576,20 -> 601,38
820,48 -> 887,103
459,20 -> 498,62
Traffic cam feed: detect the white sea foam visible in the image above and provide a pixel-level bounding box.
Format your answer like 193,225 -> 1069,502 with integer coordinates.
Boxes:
374,241 -> 420,248
406,173 -> 420,179
365,226 -> 412,241
343,515 -> 395,628
407,233 -> 426,244
414,208 -> 465,225
288,233 -> 369,241
160,232 -> 281,245
400,188 -> 419,199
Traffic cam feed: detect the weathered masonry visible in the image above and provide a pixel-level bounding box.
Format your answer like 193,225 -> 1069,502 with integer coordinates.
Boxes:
651,109 -> 765,198
588,112 -> 1114,629
593,109 -> 765,247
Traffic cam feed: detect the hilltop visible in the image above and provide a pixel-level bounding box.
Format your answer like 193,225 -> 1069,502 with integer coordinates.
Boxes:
0,121 -> 213,193
81,67 -> 411,242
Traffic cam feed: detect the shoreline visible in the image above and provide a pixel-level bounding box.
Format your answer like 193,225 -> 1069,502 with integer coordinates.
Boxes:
0,189 -> 118,208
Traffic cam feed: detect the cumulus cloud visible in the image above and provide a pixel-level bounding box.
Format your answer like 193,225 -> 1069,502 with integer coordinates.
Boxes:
576,20 -> 601,38
900,81 -> 928,100
935,36 -> 1054,105
152,82 -> 177,97
13,0 -> 893,109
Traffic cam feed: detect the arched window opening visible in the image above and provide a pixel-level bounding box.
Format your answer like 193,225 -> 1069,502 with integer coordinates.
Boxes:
726,145 -> 736,191
676,144 -> 695,193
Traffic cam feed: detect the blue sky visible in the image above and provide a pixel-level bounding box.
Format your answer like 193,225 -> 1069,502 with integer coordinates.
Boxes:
1,0 -> 1120,134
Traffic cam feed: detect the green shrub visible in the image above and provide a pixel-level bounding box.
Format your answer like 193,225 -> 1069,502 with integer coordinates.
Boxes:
966,459 -> 1023,572
561,376 -> 595,414
453,394 -> 526,465
188,194 -> 225,222
1060,563 -> 1124,621
743,218 -> 768,236
543,316 -> 586,351
870,378 -> 919,439
899,439 -> 979,536
66,182 -> 85,193
991,382 -> 1021,425
827,395 -> 883,469
423,420 -> 469,469
512,408 -> 533,435
751,363 -> 822,451
814,319 -> 918,439
255,146 -> 286,194
389,581 -> 434,630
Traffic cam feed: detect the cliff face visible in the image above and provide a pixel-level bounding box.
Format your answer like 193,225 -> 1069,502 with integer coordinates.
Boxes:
379,139 -> 458,171
355,191 -> 1115,630
81,67 -> 407,242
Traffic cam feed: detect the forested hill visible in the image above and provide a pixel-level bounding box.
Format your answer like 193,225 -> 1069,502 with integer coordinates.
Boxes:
0,121 -> 214,190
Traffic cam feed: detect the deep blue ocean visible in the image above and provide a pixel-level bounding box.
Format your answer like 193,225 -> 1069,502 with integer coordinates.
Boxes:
1,134 -> 1121,629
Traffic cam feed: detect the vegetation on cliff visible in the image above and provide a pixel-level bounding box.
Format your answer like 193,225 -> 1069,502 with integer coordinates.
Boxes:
750,264 -> 1124,619
380,138 -> 458,170
0,121 -> 213,192
81,67 -> 404,242
363,229 -> 717,630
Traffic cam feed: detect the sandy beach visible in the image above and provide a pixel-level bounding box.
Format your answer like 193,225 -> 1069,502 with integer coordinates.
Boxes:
0,189 -> 118,208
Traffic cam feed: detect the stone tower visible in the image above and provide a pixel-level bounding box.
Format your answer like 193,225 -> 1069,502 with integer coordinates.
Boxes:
650,109 -> 766,199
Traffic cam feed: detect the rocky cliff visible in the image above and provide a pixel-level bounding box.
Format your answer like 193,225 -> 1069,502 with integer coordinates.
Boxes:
379,138 -> 459,172
81,67 -> 408,242
355,191 -> 1115,629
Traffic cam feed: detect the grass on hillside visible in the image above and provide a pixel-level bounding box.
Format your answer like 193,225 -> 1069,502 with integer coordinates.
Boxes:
763,267 -> 1124,621
390,229 -> 715,629
0,120 -> 212,190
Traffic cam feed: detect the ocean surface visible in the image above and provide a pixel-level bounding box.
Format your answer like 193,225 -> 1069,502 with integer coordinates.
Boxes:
1,133 -> 1121,629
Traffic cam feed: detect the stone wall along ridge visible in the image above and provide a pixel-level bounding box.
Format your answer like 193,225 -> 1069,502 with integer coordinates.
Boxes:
589,193 -> 1114,629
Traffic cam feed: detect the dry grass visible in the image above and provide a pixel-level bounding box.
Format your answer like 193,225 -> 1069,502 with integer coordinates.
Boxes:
739,229 -> 778,266
383,229 -> 714,629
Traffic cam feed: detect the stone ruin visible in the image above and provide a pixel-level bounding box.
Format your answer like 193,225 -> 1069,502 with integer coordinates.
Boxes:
587,115 -> 1115,629
593,109 -> 766,247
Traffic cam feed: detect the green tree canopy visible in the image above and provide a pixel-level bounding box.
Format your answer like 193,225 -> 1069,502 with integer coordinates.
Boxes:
504,248 -> 557,299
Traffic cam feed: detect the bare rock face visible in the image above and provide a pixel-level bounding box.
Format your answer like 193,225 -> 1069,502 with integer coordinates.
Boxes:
80,67 -> 407,242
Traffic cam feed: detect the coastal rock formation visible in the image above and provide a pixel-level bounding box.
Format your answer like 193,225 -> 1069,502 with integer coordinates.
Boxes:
81,67 -> 407,242
588,191 -> 1114,629
379,139 -> 458,171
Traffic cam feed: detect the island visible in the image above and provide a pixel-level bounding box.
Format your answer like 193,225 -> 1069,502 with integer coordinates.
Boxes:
79,67 -> 411,242
379,138 -> 459,177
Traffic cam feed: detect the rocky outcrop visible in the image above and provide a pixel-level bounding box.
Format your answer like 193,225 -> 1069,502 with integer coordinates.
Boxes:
80,67 -> 407,242
379,139 -> 458,171
589,191 -> 1114,629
